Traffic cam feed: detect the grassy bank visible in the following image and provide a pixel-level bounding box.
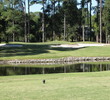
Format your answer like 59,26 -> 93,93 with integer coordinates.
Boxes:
0,41 -> 110,60
0,71 -> 110,100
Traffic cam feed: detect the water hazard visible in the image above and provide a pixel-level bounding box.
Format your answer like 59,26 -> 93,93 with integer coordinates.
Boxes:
0,63 -> 110,76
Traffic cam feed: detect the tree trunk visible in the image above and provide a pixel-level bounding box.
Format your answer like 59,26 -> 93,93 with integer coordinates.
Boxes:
82,25 -> 85,42
52,0 -> 55,41
12,0 -> 15,42
89,0 -> 92,41
53,31 -> 55,41
87,2 -> 89,26
96,0 -> 99,43
13,21 -> 15,42
24,0 -> 27,42
64,14 -> 66,41
42,0 -> 45,42
106,32 -> 107,44
96,34 -> 99,43
27,0 -> 30,42
100,0 -> 102,43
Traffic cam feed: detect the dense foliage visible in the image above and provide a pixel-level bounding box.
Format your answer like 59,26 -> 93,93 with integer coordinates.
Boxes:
0,0 -> 110,43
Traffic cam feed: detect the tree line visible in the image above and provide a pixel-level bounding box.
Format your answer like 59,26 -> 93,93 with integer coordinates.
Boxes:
0,0 -> 110,43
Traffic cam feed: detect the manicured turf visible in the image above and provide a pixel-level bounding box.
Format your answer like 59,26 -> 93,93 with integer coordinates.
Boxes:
0,41 -> 110,100
0,41 -> 110,60
0,71 -> 110,100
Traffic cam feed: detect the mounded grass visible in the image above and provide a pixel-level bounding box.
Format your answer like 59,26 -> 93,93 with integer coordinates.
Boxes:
0,41 -> 110,60
0,71 -> 110,100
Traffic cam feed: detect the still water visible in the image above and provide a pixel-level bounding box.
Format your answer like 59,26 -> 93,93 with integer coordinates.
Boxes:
0,63 -> 110,76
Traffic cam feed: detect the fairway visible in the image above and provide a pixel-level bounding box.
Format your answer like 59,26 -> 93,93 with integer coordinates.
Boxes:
0,42 -> 110,60
0,71 -> 110,100
0,0 -> 110,99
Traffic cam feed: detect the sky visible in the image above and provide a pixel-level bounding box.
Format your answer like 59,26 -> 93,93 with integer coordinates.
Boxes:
27,0 -> 97,13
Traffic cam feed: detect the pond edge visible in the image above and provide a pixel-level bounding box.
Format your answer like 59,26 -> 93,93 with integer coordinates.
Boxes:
0,57 -> 110,64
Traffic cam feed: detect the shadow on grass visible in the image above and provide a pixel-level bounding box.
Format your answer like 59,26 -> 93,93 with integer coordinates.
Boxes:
0,43 -> 86,58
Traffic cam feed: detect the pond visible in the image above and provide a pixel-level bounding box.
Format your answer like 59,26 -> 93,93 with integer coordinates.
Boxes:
0,62 -> 110,76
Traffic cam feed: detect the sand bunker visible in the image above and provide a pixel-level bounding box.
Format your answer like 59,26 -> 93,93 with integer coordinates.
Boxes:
51,43 -> 108,48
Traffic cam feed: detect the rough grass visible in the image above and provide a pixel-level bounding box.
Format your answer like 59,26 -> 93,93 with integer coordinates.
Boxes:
0,71 -> 110,100
0,41 -> 110,60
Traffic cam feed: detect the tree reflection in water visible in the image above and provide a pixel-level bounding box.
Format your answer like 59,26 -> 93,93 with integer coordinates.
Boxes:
0,63 -> 110,76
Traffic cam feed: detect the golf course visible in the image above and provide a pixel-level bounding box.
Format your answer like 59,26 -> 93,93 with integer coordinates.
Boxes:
0,41 -> 110,100
1,0 -> 110,99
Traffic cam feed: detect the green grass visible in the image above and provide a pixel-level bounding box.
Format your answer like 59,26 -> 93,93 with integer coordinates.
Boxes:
0,71 -> 110,100
0,63 -> 71,68
0,41 -> 110,60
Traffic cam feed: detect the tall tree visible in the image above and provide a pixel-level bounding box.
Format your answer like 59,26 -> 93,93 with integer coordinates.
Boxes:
95,0 -> 100,42
28,0 -> 30,42
100,0 -> 102,43
30,0 -> 46,42
103,0 -> 110,43
62,0 -> 67,41
23,0 -> 27,42
61,0 -> 78,41
81,0 -> 86,42
89,0 -> 92,41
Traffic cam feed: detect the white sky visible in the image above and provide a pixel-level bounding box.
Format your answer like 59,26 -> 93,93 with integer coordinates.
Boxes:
30,4 -> 42,12
27,0 -> 97,13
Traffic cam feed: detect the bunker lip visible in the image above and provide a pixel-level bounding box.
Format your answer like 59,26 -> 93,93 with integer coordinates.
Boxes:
51,43 -> 109,48
0,43 -> 109,48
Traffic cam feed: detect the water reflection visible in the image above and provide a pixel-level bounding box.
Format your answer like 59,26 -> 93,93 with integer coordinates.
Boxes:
0,63 -> 110,76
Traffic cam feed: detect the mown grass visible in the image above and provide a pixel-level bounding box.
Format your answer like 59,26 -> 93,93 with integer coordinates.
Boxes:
0,71 -> 110,100
0,63 -> 70,68
0,41 -> 110,60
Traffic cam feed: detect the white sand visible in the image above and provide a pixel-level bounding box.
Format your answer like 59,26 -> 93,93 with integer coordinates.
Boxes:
51,43 -> 109,48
